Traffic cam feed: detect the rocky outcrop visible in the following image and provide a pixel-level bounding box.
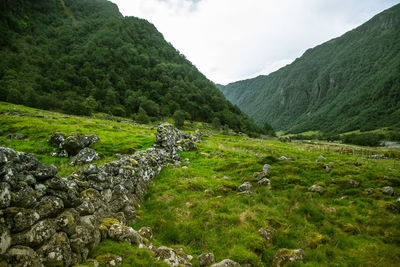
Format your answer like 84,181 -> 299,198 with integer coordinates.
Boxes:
0,123 -> 199,266
50,132 -> 100,157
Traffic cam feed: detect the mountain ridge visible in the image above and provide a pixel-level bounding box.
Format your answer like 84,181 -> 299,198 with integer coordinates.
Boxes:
218,4 -> 400,134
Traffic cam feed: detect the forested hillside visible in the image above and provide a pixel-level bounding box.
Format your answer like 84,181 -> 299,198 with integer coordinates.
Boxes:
0,0 -> 263,135
219,4 -> 400,134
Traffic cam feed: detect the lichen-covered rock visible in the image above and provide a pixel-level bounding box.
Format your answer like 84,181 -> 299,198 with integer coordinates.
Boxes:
0,147 -> 19,166
257,178 -> 271,186
96,254 -> 122,266
272,248 -> 305,267
37,232 -> 72,267
61,133 -> 100,156
33,164 -> 58,181
263,164 -> 271,172
108,224 -> 143,246
154,123 -> 196,152
210,259 -> 241,267
12,219 -> 57,247
348,179 -> 360,188
253,171 -> 268,181
50,132 -> 65,148
0,225 -> 11,254
0,182 -> 11,208
155,246 -> 180,267
198,252 -> 215,267
70,148 -> 99,166
10,184 -> 36,208
308,184 -> 324,194
34,196 -> 64,218
258,226 -> 275,242
138,227 -> 153,240
238,182 -> 253,193
381,186 -> 395,196
3,245 -> 43,267
5,207 -> 40,233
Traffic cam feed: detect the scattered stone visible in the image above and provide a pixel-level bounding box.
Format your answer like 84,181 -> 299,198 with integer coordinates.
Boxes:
263,164 -> 271,172
369,154 -> 385,159
308,184 -> 325,194
113,125 -> 121,129
222,176 -> 230,180
155,246 -> 180,266
108,224 -> 143,246
182,166 -> 188,169
210,259 -> 240,267
257,178 -> 271,186
238,182 -> 253,193
381,186 -> 395,196
354,162 -> 362,167
198,252 -> 215,267
280,156 -> 289,161
325,165 -> 331,173
50,133 -> 65,147
70,147 -> 99,166
96,254 -> 122,266
214,151 -> 223,158
364,188 -> 375,195
35,114 -> 48,119
204,189 -> 214,195
138,227 -> 153,240
318,155 -> 326,160
272,248 -> 305,267
341,195 -> 349,200
258,226 -> 275,242
396,197 -> 400,206
348,179 -> 360,188
6,134 -> 25,140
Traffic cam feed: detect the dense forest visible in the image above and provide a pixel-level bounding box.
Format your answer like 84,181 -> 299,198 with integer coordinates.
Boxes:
219,4 -> 400,134
0,0 -> 267,136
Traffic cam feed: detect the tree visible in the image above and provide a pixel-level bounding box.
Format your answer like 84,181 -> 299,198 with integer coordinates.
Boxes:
134,107 -> 149,124
212,117 -> 221,130
173,110 -> 186,129
6,88 -> 23,104
262,122 -> 276,136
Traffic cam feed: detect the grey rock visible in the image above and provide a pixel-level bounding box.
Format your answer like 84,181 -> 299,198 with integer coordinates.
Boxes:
6,134 -> 25,140
11,184 -> 36,208
263,164 -> 271,172
0,147 -> 19,166
198,252 -> 215,267
348,179 -> 360,188
33,164 -> 58,181
369,154 -> 385,159
138,227 -> 153,240
0,182 -> 11,208
238,182 -> 253,193
318,155 -> 327,160
50,132 -> 65,147
381,186 -> 395,196
210,259 -> 241,267
257,178 -> 271,186
258,226 -> 275,242
272,248 -> 305,267
34,196 -> 64,218
0,225 -> 11,254
108,224 -> 143,246
253,171 -> 268,181
37,232 -> 72,267
364,188 -> 375,195
12,219 -> 56,247
155,246 -> 181,267
308,184 -> 324,194
70,147 -> 99,166
5,207 -> 40,233
3,245 -> 43,267
113,125 -> 121,129
280,156 -> 289,161
60,133 -> 100,156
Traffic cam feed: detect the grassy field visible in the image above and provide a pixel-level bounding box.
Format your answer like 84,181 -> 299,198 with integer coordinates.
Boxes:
1,102 -> 399,266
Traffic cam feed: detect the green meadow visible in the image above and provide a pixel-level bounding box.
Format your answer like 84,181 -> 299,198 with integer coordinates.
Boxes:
1,102 -> 399,266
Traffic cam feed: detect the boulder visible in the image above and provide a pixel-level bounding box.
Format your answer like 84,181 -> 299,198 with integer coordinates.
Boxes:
210,259 -> 241,267
0,225 -> 11,254
253,171 -> 268,181
280,156 -> 288,161
381,186 -> 395,196
58,133 -> 99,156
108,224 -> 143,246
12,219 -> 57,247
34,196 -> 64,218
238,182 -> 253,193
70,148 -> 99,166
0,182 -> 11,208
257,178 -> 271,186
6,134 -> 25,140
263,164 -> 271,172
3,245 -> 43,267
37,232 -> 72,267
272,248 -> 305,267
155,246 -> 180,267
258,226 -> 275,242
308,184 -> 324,194
138,227 -> 153,240
4,207 -> 40,233
198,252 -> 215,267
50,132 -> 65,147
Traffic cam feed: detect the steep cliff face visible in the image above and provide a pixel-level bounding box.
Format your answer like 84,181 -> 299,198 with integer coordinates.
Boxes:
219,4 -> 400,133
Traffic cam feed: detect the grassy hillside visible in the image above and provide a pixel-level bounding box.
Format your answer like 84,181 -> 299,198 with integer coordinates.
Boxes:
219,4 -> 400,134
1,102 -> 399,266
0,0 -> 262,136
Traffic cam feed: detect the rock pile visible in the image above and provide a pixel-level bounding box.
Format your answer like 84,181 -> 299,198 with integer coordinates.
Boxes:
0,123 -> 200,266
50,132 -> 100,158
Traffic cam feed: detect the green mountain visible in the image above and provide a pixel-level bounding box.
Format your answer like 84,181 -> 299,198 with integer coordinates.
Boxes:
0,0 -> 262,135
218,4 -> 400,134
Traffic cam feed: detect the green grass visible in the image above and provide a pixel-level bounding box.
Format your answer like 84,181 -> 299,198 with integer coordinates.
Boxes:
1,102 -> 399,266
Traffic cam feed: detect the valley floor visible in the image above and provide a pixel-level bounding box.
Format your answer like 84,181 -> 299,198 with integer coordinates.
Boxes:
1,102 -> 399,266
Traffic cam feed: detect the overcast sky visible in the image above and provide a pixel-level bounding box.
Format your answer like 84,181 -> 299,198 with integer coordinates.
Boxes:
110,0 -> 399,85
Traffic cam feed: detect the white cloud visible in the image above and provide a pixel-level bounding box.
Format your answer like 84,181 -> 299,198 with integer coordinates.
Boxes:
110,0 -> 400,84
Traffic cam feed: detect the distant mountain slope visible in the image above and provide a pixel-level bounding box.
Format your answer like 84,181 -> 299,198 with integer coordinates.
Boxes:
0,0 -> 262,135
219,4 -> 400,134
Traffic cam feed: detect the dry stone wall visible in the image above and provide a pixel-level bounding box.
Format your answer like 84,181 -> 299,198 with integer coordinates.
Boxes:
0,123 -> 199,266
